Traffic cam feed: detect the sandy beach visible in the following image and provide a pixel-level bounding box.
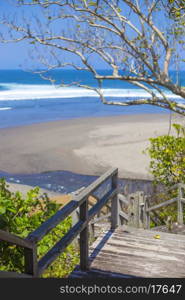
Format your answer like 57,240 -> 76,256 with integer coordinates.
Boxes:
0,113 -> 181,180
5,181 -> 71,204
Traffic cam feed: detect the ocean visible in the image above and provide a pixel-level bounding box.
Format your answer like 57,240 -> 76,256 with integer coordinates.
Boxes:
0,69 -> 184,193
0,69 -> 184,129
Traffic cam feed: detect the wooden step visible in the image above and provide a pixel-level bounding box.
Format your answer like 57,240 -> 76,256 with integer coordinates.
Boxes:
70,225 -> 185,278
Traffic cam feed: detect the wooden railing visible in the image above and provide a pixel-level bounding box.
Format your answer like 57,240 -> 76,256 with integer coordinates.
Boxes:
144,183 -> 185,229
72,191 -> 129,230
112,183 -> 185,230
0,168 -> 118,278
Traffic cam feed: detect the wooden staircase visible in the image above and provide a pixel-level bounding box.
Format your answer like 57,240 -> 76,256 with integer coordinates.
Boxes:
0,168 -> 185,278
70,225 -> 185,278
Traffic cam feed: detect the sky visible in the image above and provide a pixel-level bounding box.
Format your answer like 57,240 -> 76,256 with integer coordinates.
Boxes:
0,0 -> 184,71
0,0 -> 47,69
0,0 -> 106,70
0,0 -> 80,70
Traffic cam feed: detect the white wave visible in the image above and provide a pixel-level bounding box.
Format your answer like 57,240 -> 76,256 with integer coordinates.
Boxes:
0,83 -> 183,102
0,107 -> 12,111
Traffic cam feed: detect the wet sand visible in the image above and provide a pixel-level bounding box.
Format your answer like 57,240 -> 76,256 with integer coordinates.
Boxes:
0,113 -> 181,180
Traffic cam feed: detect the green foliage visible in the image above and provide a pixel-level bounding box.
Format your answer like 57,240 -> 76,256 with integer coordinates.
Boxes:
147,123 -> 185,228
168,0 -> 185,18
0,179 -> 79,277
150,189 -> 180,229
88,1 -> 97,7
168,0 -> 185,30
146,123 -> 185,187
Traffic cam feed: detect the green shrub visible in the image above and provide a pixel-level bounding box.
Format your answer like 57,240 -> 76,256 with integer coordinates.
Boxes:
146,123 -> 185,227
0,179 -> 79,277
146,123 -> 185,187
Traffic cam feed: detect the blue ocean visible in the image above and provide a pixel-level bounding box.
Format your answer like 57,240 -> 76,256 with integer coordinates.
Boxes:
0,69 -> 184,129
0,69 -> 184,193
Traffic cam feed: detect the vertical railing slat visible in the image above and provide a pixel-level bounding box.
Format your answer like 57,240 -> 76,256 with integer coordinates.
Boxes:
111,170 -> 119,229
24,245 -> 38,277
177,185 -> 184,225
145,196 -> 150,229
79,198 -> 89,271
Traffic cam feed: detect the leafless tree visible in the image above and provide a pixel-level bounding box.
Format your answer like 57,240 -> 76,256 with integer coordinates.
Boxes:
1,0 -> 185,115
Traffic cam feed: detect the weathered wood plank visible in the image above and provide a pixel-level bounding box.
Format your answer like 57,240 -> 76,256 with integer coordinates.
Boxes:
99,240 -> 185,258
0,229 -> 33,249
146,197 -> 178,212
118,194 -> 129,205
71,225 -> 185,278
119,211 -> 129,221
110,234 -> 185,249
27,200 -> 78,243
89,255 -> 185,278
119,225 -> 185,239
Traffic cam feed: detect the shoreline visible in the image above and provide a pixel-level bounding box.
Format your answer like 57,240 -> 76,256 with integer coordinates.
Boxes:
0,113 -> 182,180
0,109 -> 169,130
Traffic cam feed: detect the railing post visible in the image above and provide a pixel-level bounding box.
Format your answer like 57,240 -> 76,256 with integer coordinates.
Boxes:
144,196 -> 150,229
127,193 -> 139,228
80,198 -> 89,271
177,185 -> 183,225
138,191 -> 145,228
24,245 -> 38,277
111,170 -> 119,230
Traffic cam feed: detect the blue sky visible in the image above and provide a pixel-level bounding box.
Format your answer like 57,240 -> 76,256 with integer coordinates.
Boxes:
0,0 -> 184,71
0,0 -> 45,69
0,0 -> 106,70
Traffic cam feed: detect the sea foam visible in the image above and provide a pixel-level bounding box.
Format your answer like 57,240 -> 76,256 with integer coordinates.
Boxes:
0,83 -> 183,102
0,107 -> 12,110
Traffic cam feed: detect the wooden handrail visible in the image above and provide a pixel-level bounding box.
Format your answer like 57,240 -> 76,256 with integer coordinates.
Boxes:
144,182 -> 185,229
0,229 -> 33,249
165,183 -> 185,193
27,167 -> 118,244
37,188 -> 116,276
26,200 -> 79,243
38,220 -> 85,276
74,167 -> 118,204
146,197 -> 178,212
0,167 -> 118,277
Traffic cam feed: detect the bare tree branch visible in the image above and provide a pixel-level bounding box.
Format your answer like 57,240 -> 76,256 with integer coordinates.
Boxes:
0,0 -> 185,115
